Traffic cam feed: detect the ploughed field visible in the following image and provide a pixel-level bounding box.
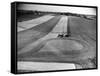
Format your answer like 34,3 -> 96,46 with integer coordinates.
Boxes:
17,14 -> 96,71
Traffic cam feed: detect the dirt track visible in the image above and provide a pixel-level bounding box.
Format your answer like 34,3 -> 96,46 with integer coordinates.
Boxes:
18,15 -> 96,69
